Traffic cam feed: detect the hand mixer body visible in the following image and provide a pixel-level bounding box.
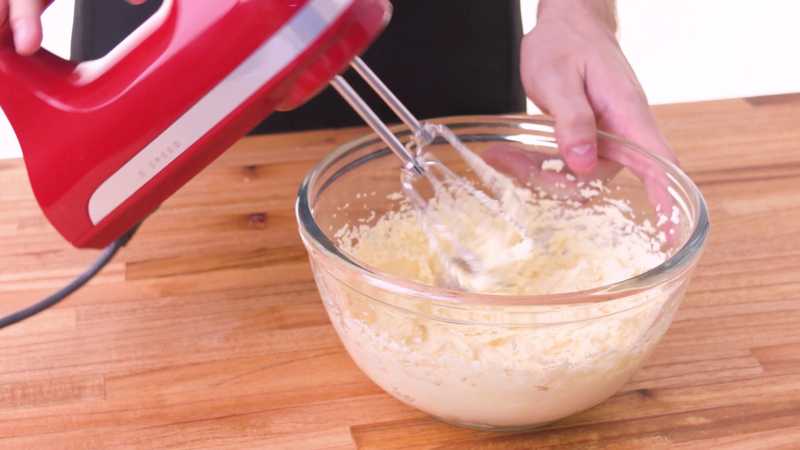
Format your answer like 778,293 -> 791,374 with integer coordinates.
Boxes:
0,0 -> 390,248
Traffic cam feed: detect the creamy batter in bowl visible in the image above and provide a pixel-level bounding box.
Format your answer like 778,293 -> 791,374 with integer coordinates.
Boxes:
296,116 -> 709,430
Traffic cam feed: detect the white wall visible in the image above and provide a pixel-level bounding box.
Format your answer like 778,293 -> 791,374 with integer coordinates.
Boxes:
2,1 -> 799,159
618,0 -> 800,104
522,0 -> 800,113
41,0 -> 75,59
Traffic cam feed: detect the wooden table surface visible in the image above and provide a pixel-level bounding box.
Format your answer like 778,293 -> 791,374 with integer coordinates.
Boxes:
1,96 -> 800,449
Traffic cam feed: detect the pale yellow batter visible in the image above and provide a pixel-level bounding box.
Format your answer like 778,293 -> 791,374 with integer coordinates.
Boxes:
316,157 -> 681,429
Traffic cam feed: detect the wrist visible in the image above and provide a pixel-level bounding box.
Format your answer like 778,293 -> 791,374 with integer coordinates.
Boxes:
537,0 -> 617,33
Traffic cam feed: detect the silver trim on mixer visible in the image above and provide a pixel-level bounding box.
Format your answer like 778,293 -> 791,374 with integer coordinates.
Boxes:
87,0 -> 354,225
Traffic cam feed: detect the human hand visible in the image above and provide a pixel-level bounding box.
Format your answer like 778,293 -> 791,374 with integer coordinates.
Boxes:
479,0 -> 679,241
1,0 -> 147,55
520,0 -> 676,173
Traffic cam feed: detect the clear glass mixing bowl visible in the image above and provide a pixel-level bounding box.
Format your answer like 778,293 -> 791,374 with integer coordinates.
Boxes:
295,116 -> 709,431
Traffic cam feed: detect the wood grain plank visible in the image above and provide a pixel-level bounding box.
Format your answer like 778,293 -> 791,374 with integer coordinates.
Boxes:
1,97 -> 799,448
751,342 -> 800,375
671,426 -> 800,450
0,375 -> 104,410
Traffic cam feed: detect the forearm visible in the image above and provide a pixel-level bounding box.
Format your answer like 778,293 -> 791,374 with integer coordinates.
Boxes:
537,0 -> 617,33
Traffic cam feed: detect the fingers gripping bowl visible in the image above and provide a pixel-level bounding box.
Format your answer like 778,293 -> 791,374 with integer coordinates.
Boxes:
295,116 -> 709,430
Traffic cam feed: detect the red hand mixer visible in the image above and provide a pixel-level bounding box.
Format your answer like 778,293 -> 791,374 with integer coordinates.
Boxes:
0,0 -> 451,326
0,0 -> 435,249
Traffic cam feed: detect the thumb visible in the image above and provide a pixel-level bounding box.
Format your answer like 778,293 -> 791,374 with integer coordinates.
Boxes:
9,0 -> 44,55
525,69 -> 599,174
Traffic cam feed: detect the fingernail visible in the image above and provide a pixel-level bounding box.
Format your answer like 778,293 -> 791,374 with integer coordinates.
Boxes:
566,144 -> 597,174
570,144 -> 593,156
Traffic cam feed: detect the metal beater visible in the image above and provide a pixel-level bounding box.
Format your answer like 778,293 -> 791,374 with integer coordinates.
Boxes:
331,58 -> 534,290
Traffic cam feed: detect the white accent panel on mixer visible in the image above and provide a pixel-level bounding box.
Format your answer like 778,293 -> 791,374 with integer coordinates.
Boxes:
87,0 -> 354,225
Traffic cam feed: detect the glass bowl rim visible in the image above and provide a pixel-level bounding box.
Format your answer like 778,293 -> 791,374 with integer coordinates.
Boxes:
295,115 -> 709,307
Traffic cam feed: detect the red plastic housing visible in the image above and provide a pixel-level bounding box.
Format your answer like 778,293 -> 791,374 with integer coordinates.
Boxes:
0,0 -> 390,248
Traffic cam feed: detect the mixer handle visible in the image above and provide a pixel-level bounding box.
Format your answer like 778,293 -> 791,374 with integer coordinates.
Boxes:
0,0 -> 175,120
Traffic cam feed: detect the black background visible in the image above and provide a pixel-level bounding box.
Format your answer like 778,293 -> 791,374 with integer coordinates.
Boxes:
70,0 -> 525,134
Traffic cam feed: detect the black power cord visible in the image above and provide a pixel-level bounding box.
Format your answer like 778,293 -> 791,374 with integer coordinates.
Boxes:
0,223 -> 142,329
